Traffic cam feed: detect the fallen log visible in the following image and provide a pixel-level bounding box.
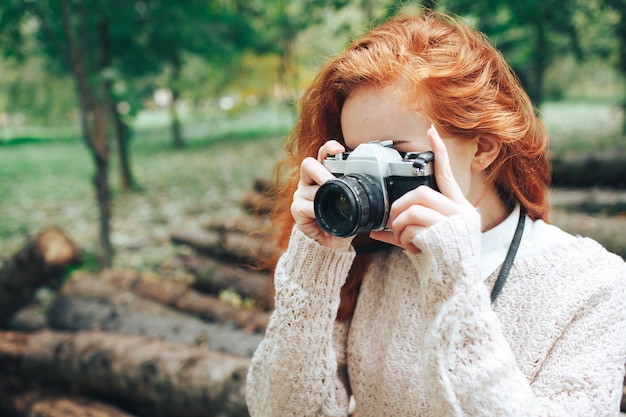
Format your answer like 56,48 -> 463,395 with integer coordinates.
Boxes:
47,291 -> 264,357
0,330 -> 250,417
239,177 -> 276,216
63,269 -> 270,333
170,226 -> 273,267
0,228 -> 80,326
204,215 -> 271,236
550,151 -> 626,188
0,378 -> 137,417
175,253 -> 272,310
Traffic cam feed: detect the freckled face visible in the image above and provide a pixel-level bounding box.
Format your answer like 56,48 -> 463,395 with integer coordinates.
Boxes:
340,83 -> 478,197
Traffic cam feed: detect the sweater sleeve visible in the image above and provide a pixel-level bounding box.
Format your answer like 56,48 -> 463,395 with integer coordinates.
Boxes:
246,226 -> 356,417
408,209 -> 626,416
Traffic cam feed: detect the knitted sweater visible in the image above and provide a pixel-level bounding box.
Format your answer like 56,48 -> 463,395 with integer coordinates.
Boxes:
246,209 -> 626,416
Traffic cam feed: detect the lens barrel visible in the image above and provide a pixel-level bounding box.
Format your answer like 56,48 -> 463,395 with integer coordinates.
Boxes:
314,174 -> 386,237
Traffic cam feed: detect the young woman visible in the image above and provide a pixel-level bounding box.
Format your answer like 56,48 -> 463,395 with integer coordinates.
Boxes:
246,11 -> 626,417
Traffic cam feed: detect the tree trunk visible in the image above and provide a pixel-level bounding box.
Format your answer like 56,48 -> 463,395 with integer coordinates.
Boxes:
97,19 -> 137,191
0,229 -> 80,327
59,0 -> 114,268
170,53 -> 185,149
617,6 -> 626,135
422,0 -> 437,13
93,146 -> 113,268
531,20 -> 547,107
0,330 -> 251,417
112,104 -> 136,190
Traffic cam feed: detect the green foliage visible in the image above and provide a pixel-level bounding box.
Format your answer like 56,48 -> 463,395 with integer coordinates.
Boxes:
0,106 -> 289,265
0,55 -> 77,125
1,0 -> 625,125
0,0 -> 625,269
0,102 -> 622,265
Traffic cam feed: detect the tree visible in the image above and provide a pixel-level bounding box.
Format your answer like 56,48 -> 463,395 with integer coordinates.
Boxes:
0,0 -> 261,267
125,0 -> 256,149
241,0 -> 355,104
602,0 -> 626,133
441,0 -> 585,108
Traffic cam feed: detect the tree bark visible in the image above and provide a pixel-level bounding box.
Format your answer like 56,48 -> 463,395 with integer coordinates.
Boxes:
111,104 -> 136,190
170,226 -> 273,267
63,269 -> 270,333
0,330 -> 250,417
169,53 -> 185,149
59,0 -> 113,268
177,253 -> 272,310
0,229 -> 80,327
97,18 -> 137,191
46,291 -> 263,357
0,380 -> 137,417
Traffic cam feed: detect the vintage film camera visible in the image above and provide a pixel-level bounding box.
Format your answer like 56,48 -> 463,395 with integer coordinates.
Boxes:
314,140 -> 437,237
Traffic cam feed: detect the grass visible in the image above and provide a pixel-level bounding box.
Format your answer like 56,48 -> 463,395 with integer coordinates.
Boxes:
0,104 -> 292,271
542,101 -> 626,153
0,100 -> 623,271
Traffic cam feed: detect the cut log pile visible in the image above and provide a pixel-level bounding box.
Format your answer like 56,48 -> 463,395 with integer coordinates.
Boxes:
0,180 -> 278,417
0,229 -> 82,327
2,178 -> 626,415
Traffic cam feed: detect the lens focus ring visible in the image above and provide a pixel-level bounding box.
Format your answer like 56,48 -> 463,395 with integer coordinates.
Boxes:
314,174 -> 386,237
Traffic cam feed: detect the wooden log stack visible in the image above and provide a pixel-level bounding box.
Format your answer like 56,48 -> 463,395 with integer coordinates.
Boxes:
3,178 -> 625,415
169,177 -> 276,311
0,180 -> 281,416
0,229 -> 81,327
0,330 -> 250,417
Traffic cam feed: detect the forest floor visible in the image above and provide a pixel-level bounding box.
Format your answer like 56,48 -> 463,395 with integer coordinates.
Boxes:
1,101 -> 625,276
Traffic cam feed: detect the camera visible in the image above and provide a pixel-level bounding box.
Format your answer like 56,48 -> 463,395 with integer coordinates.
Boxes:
314,140 -> 437,237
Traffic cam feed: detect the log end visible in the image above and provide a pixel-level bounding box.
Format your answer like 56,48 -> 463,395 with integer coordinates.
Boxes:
37,229 -> 80,266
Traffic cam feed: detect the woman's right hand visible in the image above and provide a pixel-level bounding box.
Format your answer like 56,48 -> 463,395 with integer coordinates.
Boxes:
291,140 -> 355,251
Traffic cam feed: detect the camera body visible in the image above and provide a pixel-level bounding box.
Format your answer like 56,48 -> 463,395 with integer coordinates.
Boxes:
314,140 -> 437,237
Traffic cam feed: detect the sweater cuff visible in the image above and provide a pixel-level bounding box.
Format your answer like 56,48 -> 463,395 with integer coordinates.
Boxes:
274,227 -> 356,313
410,208 -> 481,274
406,209 -> 482,313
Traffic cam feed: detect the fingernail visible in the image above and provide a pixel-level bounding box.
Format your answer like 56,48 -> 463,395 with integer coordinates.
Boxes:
430,123 -> 439,136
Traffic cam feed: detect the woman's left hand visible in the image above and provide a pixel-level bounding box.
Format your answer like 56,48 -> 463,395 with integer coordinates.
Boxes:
370,124 -> 474,254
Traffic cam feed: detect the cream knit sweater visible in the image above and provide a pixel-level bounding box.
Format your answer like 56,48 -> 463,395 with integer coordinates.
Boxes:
246,209 -> 626,416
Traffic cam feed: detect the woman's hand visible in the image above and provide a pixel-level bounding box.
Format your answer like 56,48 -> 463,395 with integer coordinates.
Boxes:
370,125 -> 474,254
291,140 -> 356,251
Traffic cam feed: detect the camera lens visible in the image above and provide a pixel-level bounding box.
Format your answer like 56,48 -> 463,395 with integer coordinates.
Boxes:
314,174 -> 386,237
333,194 -> 352,221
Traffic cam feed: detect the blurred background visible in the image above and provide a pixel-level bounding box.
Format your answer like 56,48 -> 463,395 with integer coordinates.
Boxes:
1,0 -> 625,269
1,1 -> 626,416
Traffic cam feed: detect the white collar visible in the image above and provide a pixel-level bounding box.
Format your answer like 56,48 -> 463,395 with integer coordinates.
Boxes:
480,205 -> 522,281
480,204 -> 575,281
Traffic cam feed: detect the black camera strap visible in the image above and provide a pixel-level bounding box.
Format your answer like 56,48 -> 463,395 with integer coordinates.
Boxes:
490,207 -> 526,304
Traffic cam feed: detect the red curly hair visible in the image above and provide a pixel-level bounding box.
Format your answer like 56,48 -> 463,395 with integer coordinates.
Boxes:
264,12 -> 551,321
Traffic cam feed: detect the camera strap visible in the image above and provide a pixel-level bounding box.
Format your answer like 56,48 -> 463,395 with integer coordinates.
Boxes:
490,206 -> 526,304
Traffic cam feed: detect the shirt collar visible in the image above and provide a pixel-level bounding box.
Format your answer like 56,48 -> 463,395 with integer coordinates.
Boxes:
480,204 -> 521,281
